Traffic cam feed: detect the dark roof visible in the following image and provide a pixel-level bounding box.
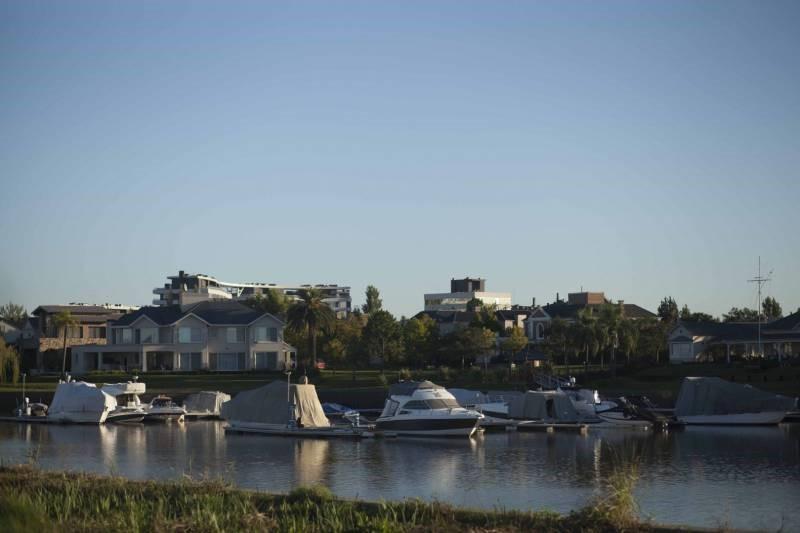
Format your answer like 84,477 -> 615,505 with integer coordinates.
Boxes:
190,300 -> 268,325
414,310 -> 477,324
33,305 -> 125,316
676,320 -> 800,343
764,310 -> 800,332
495,309 -> 532,321
541,301 -> 656,320
389,380 -> 444,396
111,301 -> 276,327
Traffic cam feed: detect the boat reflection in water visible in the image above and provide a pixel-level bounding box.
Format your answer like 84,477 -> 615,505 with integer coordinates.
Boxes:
0,421 -> 797,531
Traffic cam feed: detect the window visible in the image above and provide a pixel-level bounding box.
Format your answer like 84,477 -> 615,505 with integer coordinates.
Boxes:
179,327 -> 201,343
537,323 -> 545,339
402,400 -> 430,410
180,352 -> 202,370
268,327 -> 278,342
67,326 -> 82,339
121,328 -> 133,344
254,327 -> 267,342
254,351 -> 278,369
88,327 -> 106,339
226,327 -> 244,343
217,352 -> 244,371
139,327 -> 157,344
426,398 -> 460,409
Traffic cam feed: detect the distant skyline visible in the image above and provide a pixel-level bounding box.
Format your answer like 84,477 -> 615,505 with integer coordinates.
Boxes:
1,1 -> 798,319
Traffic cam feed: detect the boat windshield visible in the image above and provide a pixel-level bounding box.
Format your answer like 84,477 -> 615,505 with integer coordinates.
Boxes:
426,398 -> 460,409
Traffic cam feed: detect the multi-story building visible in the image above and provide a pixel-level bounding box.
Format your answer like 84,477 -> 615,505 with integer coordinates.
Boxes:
524,292 -> 656,342
71,300 -> 295,374
424,277 -> 512,312
19,304 -> 138,372
152,271 -> 351,317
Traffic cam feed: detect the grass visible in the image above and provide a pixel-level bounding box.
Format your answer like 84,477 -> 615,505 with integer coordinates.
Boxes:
0,465 -> 685,532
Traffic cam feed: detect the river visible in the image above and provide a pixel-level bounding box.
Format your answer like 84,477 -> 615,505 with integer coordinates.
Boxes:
1,421 -> 798,531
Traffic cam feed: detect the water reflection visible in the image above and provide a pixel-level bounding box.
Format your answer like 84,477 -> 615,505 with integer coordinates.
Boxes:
0,421 -> 797,531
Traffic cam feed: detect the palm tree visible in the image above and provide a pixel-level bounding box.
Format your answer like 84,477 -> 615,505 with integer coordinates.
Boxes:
286,288 -> 335,370
53,310 -> 77,376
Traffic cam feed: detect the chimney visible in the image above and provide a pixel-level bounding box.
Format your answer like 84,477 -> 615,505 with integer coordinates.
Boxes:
556,292 -> 560,302
531,297 -> 536,307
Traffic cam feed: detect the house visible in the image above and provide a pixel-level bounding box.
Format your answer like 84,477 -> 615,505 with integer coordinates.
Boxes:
153,270 -> 351,318
524,292 -> 656,343
18,304 -> 135,373
70,300 -> 296,374
424,277 -> 512,312
668,310 -> 800,363
0,319 -> 21,344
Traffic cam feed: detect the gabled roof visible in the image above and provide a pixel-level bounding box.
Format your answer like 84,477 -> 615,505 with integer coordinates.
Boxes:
111,301 -> 279,327
541,301 -> 656,320
764,310 -> 800,332
33,305 -> 122,316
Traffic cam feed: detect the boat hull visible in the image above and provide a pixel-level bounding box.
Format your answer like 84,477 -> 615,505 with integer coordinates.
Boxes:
678,411 -> 787,425
48,411 -> 108,424
595,412 -> 653,428
107,410 -> 146,424
375,416 -> 479,437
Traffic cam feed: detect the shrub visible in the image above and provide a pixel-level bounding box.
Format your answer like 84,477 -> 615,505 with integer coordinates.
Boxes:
287,484 -> 334,503
377,373 -> 388,387
438,366 -> 452,382
398,368 -> 412,381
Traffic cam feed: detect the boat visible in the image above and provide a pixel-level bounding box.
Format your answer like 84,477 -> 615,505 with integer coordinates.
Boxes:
448,388 -> 514,429
675,377 -> 797,425
183,391 -> 231,419
145,395 -> 186,423
560,388 -> 617,419
376,381 -> 483,437
223,380 -> 371,438
48,380 -> 117,424
593,397 -> 654,428
507,390 -> 587,430
101,381 -> 147,423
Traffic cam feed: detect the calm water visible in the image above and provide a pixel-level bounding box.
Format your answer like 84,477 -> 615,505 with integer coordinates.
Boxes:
1,421 -> 798,531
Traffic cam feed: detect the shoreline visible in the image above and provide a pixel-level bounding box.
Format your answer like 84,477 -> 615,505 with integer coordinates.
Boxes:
0,465 -> 701,532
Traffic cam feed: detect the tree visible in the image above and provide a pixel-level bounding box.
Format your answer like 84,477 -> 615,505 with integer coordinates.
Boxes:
0,302 -> 27,324
618,320 -> 640,365
657,297 -> 679,323
501,326 -> 528,367
362,310 -> 403,367
762,297 -> 782,321
679,305 -> 691,321
451,327 -> 495,369
53,310 -> 77,376
636,317 -> 667,364
471,304 -> 501,333
0,339 -> 21,384
543,317 -> 569,367
465,297 -> 484,312
362,285 -> 383,315
402,315 -> 438,368
245,289 -> 289,318
679,304 -> 717,323
286,288 -> 335,369
723,307 -> 760,323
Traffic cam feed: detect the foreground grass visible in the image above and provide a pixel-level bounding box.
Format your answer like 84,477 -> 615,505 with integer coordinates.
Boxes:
0,465 -> 677,532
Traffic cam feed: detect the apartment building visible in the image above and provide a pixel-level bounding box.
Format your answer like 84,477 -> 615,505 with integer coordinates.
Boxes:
71,300 -> 295,374
152,271 -> 351,317
424,277 -> 512,312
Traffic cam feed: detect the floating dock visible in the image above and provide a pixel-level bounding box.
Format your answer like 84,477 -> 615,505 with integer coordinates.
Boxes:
514,421 -> 589,434
224,424 -> 386,439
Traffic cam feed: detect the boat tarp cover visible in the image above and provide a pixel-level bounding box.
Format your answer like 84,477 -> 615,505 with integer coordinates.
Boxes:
508,390 -> 579,421
674,377 -> 797,416
221,381 -> 330,427
448,388 -> 488,406
49,382 -> 117,416
183,391 -> 231,415
388,380 -> 444,397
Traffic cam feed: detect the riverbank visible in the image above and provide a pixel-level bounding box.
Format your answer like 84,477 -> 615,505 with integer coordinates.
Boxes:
0,465 -> 691,532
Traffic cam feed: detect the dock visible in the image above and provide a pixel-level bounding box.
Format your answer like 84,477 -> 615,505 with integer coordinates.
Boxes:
514,421 -> 589,434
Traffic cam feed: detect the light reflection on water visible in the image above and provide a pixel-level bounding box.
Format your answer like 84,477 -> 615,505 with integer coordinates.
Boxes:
1,421 -> 798,530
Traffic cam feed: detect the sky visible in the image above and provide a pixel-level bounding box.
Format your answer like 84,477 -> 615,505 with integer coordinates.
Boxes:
1,1 -> 798,318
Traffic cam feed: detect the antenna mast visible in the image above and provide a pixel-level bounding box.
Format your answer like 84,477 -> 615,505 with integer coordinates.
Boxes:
747,256 -> 771,358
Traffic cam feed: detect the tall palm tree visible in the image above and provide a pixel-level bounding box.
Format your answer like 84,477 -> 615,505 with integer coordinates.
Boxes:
53,310 -> 77,376
286,288 -> 335,370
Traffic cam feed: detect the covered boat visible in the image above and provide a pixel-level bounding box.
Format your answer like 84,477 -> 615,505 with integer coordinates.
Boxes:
183,391 -> 231,419
508,390 -> 580,423
675,377 -> 796,425
376,381 -> 482,437
222,381 -> 331,432
49,381 -> 117,424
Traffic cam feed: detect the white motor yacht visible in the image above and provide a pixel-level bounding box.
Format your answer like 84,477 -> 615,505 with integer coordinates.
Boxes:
145,395 -> 186,423
101,381 -> 147,423
376,381 -> 483,437
48,380 -> 117,424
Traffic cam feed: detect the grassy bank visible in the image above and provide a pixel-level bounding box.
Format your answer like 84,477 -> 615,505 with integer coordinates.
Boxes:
0,465 -> 679,532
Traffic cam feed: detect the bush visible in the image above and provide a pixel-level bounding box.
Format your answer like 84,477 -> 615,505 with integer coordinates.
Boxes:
438,366 -> 452,382
287,484 -> 334,503
398,368 -> 412,381
469,367 -> 484,384
377,373 -> 388,387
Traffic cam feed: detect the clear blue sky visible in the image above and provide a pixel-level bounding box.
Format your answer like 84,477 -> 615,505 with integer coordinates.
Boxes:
1,1 -> 798,318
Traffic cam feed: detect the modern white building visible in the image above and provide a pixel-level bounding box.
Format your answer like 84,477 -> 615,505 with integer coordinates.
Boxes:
71,300 -> 296,373
424,278 -> 512,312
152,271 -> 351,317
